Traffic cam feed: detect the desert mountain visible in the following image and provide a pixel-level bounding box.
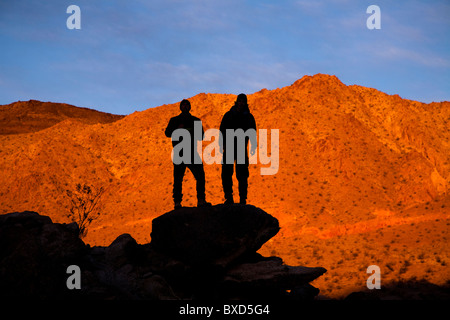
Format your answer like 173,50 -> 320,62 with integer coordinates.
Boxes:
0,99 -> 124,135
1,74 -> 449,298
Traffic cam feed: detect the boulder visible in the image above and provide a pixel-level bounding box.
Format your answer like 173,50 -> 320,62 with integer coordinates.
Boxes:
221,257 -> 326,299
105,233 -> 142,268
0,211 -> 86,298
224,258 -> 327,288
149,204 -> 280,267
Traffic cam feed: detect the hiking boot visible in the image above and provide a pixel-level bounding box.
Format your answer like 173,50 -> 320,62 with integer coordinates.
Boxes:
197,199 -> 212,207
174,202 -> 182,210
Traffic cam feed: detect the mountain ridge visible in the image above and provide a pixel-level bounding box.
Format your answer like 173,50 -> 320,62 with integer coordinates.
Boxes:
0,99 -> 125,135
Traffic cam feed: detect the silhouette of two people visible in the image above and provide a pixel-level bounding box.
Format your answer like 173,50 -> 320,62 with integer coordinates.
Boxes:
165,94 -> 256,209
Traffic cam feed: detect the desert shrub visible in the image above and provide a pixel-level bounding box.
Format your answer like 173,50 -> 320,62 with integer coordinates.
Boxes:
65,183 -> 105,238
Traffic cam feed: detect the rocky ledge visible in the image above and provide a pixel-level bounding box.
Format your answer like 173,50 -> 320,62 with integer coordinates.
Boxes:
0,205 -> 326,299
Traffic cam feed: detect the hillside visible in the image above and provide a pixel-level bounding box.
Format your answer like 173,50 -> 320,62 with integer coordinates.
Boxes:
0,74 -> 449,298
0,100 -> 124,134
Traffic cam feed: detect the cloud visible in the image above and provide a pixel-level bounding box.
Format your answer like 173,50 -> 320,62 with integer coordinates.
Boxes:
295,0 -> 324,13
375,46 -> 450,68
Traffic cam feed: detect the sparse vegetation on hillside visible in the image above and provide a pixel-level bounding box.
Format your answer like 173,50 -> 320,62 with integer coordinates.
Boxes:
65,183 -> 105,238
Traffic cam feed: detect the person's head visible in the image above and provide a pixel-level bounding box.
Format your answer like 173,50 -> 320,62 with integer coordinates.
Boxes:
235,93 -> 247,112
180,99 -> 191,114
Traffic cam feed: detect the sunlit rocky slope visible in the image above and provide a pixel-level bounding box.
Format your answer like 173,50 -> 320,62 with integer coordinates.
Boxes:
1,74 -> 448,298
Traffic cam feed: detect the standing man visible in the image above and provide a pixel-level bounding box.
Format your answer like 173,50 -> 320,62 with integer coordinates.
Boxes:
165,99 -> 211,209
219,93 -> 257,205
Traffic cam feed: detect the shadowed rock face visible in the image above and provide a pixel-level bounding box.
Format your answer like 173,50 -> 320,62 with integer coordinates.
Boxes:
150,204 -> 280,267
0,208 -> 326,300
0,211 -> 86,298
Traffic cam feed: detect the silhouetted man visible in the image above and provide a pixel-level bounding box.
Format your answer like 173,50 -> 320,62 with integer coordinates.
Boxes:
220,93 -> 257,205
165,99 -> 211,209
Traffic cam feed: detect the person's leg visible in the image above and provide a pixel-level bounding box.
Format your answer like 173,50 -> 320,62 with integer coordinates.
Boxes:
236,163 -> 249,204
221,161 -> 234,204
188,164 -> 210,206
173,163 -> 186,208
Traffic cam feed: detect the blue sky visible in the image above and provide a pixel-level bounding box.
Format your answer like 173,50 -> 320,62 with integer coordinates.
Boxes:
0,0 -> 449,115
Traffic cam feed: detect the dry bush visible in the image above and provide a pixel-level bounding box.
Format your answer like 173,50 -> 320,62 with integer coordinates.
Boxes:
65,183 -> 105,238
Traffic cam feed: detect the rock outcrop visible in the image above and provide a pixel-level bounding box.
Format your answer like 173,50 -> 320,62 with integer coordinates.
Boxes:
150,204 -> 280,267
0,206 -> 326,299
0,211 -> 86,298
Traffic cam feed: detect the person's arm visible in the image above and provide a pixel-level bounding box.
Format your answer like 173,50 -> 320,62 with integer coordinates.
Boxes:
219,113 -> 229,152
165,118 -> 177,138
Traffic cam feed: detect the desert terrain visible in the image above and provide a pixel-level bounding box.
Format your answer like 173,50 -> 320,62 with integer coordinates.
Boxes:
1,74 -> 448,298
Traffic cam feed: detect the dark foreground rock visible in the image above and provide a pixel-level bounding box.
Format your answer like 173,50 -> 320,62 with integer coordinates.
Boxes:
0,211 -> 86,298
0,206 -> 326,300
150,204 -> 280,267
